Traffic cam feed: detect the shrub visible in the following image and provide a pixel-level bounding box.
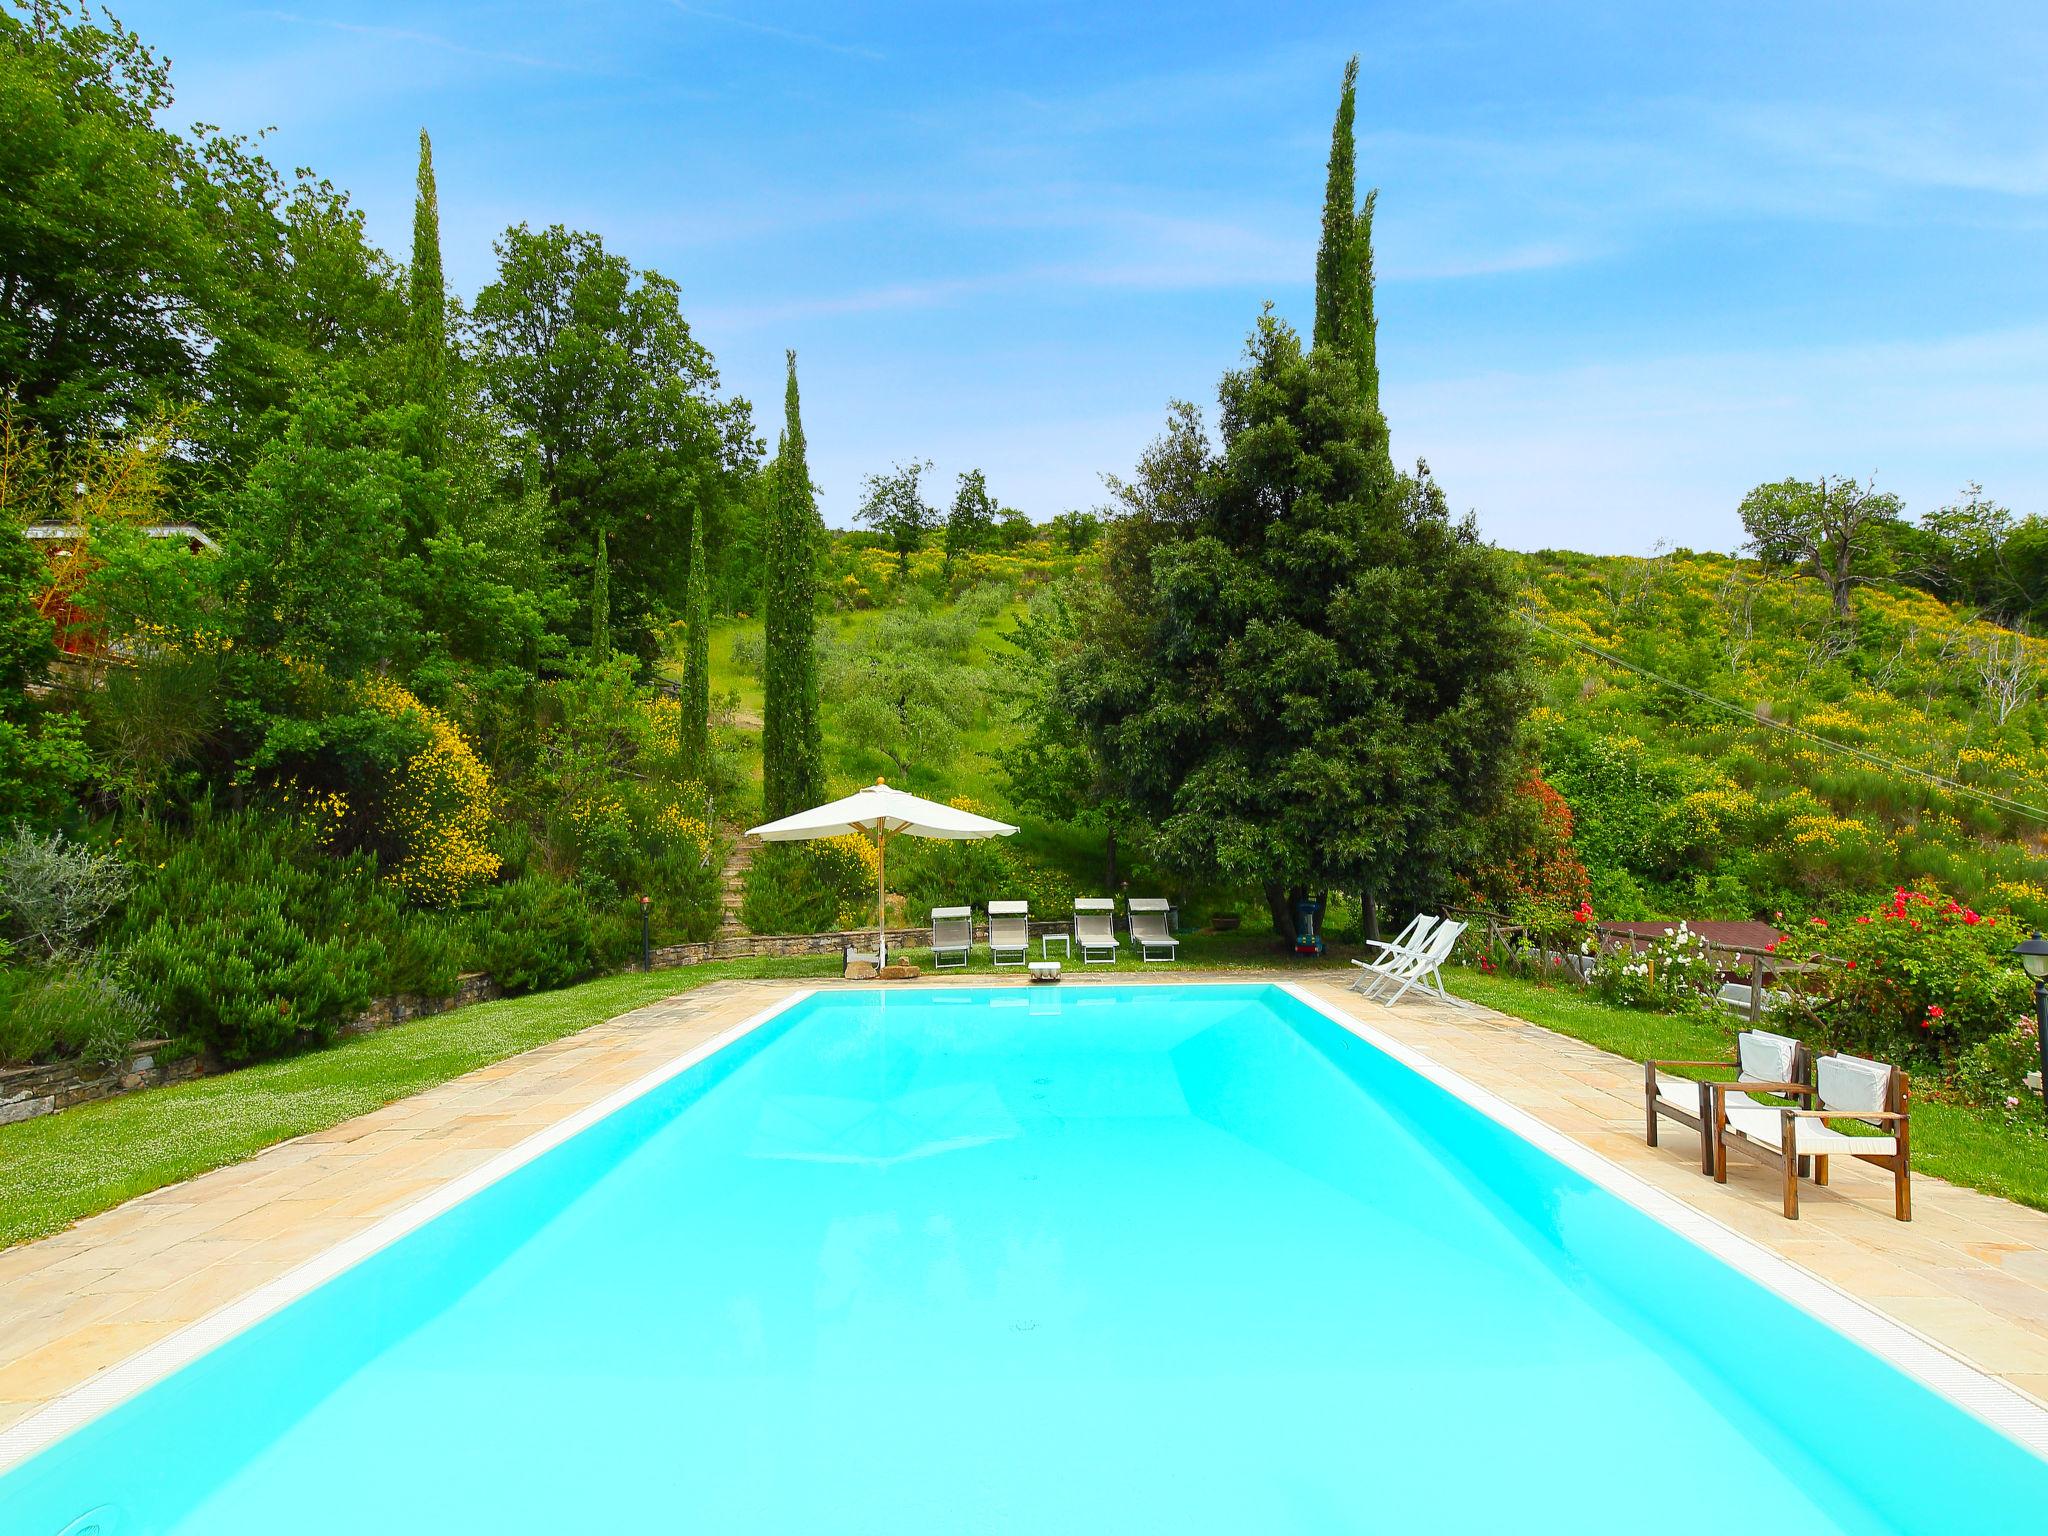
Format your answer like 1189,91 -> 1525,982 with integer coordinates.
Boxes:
1461,772 -> 1591,922
0,823 -> 133,959
358,677 -> 501,907
114,810 -> 397,1059
382,909 -> 466,997
741,838 -> 874,934
1781,888 -> 2030,1063
469,874 -> 596,994
0,961 -> 155,1066
1956,1017 -> 2041,1113
728,630 -> 766,677
1585,922 -> 1721,1012
646,838 -> 723,945
124,901 -> 379,1061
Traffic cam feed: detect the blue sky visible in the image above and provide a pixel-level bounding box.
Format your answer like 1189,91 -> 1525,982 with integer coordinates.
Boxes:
123,2 -> 2048,552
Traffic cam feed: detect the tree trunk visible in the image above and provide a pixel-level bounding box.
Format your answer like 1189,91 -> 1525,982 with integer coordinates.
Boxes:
1361,888 -> 1380,943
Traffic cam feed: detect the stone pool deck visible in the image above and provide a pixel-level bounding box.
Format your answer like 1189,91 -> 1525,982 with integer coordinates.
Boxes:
5,972 -> 2048,1453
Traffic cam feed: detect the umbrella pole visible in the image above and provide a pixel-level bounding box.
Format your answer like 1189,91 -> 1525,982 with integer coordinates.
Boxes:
876,824 -> 888,967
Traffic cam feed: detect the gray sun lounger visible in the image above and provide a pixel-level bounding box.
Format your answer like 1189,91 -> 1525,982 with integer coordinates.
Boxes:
988,899 -> 1030,967
1127,897 -> 1177,962
1074,897 -> 1119,965
930,905 -> 973,969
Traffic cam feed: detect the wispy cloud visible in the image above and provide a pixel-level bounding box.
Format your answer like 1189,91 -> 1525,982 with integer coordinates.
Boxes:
252,10 -> 590,74
665,4 -> 885,64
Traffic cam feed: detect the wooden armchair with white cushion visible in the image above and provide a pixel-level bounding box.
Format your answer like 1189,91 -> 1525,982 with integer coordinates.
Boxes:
1714,1051 -> 1911,1221
1644,1028 -> 1809,1175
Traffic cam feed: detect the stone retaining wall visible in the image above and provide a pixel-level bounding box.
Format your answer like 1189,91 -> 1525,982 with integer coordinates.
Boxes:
0,1042 -> 205,1126
336,972 -> 503,1037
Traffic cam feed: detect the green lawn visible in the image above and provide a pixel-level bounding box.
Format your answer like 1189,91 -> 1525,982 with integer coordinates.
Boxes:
1447,967 -> 2048,1213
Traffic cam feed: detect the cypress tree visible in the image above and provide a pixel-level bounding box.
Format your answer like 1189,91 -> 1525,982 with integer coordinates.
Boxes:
1352,186 -> 1382,421
1312,56 -> 1359,356
408,128 -> 447,468
591,528 -> 610,657
761,350 -> 825,818
1312,58 -> 1390,469
679,502 -> 711,777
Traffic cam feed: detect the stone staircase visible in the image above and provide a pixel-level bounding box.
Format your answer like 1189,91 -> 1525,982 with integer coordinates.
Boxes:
717,831 -> 753,936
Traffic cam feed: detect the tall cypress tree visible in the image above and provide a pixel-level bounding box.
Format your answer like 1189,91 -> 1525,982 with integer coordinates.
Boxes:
761,350 -> 825,818
1352,186 -> 1382,422
591,528 -> 611,657
679,502 -> 711,777
408,128 -> 447,469
1312,58 -> 1390,469
1312,56 -> 1359,356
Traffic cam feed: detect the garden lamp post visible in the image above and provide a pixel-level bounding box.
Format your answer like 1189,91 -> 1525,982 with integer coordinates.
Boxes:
639,894 -> 652,972
2012,932 -> 2048,1122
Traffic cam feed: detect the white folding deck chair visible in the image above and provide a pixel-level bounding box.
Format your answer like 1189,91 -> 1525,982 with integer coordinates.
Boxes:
988,899 -> 1030,968
1359,919 -> 1465,1006
1347,913 -> 1439,993
1127,898 -> 1177,962
1074,897 -> 1119,964
930,905 -> 973,970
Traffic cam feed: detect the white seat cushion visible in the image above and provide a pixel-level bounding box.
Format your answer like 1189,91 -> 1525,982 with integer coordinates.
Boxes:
1723,1103 -> 1896,1158
1818,1053 -> 1892,1115
1736,1030 -> 1800,1083
1657,1077 -> 1766,1118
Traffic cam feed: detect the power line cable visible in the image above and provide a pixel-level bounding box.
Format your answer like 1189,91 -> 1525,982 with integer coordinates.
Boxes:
1520,609 -> 2048,825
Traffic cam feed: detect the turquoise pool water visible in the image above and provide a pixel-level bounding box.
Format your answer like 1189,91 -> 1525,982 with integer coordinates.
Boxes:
2,984 -> 2043,1533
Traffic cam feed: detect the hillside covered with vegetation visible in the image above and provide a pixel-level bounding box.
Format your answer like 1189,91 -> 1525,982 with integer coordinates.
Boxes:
1518,547 -> 2048,928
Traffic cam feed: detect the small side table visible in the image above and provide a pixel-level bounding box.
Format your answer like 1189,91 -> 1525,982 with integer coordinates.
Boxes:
1041,933 -> 1071,960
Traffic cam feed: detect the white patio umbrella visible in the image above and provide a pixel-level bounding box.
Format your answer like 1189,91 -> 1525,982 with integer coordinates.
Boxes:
746,779 -> 1018,966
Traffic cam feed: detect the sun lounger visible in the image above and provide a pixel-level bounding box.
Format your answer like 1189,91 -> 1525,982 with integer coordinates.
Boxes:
988,900 -> 1030,967
1074,897 -> 1119,965
930,905 -> 973,970
1127,898 -> 1177,962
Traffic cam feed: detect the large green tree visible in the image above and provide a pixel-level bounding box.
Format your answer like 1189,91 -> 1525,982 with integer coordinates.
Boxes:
942,468 -> 997,577
1739,474 -> 1905,617
760,351 -> 825,818
1057,309 -> 1526,942
0,2 -> 208,441
855,459 -> 938,579
469,223 -> 750,658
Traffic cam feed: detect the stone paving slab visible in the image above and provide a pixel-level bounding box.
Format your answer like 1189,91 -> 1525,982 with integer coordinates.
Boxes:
4,971 -> 2048,1446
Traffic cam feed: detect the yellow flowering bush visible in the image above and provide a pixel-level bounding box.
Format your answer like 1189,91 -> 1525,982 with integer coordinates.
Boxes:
359,677 -> 500,906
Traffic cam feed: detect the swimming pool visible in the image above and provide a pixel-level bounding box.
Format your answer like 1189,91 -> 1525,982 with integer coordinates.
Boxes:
2,983 -> 2044,1532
